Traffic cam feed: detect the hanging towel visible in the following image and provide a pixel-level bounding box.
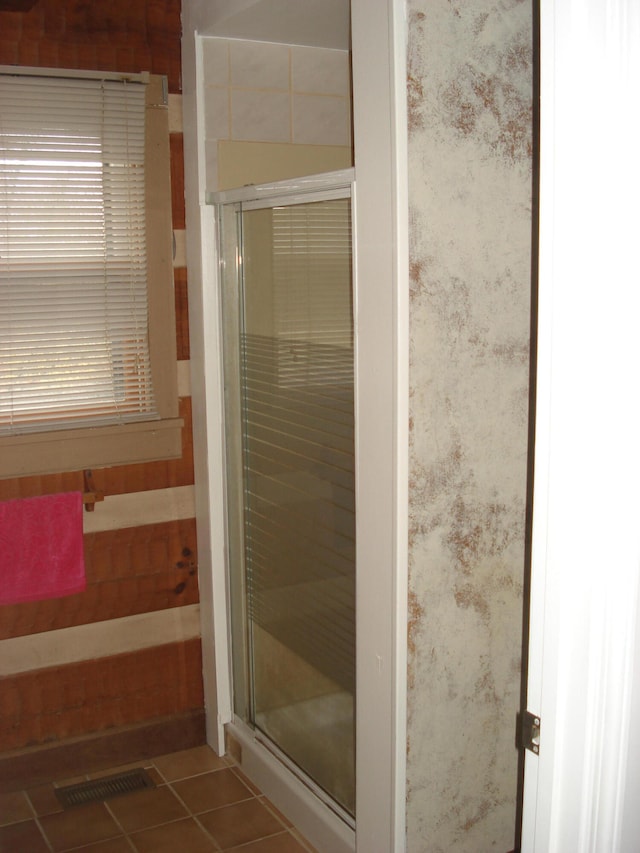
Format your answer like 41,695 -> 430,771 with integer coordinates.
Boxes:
0,492 -> 86,606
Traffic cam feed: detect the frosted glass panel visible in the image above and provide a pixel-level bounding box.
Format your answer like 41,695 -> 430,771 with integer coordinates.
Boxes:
221,194 -> 355,816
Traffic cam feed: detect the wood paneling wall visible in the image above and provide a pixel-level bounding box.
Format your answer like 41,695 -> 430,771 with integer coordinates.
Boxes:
0,0 -> 203,759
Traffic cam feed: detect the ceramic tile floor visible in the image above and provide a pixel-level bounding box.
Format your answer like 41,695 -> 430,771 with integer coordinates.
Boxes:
0,745 -> 319,853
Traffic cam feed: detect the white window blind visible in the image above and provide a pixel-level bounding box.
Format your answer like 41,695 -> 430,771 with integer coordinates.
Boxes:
271,198 -> 353,387
0,72 -> 157,436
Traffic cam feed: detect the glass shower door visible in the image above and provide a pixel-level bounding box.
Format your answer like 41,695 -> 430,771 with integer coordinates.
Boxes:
218,184 -> 355,817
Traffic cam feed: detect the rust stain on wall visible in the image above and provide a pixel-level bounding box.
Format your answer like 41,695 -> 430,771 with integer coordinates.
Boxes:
473,12 -> 490,36
407,587 -> 426,690
408,73 -> 426,135
474,668 -> 500,708
407,10 -> 428,135
454,583 -> 489,622
409,257 -> 426,292
505,38 -> 531,75
442,80 -> 478,137
408,441 -> 466,542
461,799 -> 492,832
434,13 -> 532,162
408,211 -> 433,304
446,497 -> 517,576
440,66 -> 531,161
491,338 -> 530,363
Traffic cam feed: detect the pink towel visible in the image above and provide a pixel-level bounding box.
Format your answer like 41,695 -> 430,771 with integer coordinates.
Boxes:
0,492 -> 86,606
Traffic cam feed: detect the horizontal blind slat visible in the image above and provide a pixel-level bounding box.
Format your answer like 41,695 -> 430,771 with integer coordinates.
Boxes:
0,72 -> 156,436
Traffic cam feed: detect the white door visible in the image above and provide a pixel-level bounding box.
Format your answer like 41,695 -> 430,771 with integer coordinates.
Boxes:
521,1 -> 640,850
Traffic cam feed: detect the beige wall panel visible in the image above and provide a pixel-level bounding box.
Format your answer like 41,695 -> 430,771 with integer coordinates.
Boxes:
217,140 -> 352,191
405,1 -> 532,850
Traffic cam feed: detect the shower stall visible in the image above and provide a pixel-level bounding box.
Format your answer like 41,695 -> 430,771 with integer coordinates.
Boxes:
211,169 -> 356,828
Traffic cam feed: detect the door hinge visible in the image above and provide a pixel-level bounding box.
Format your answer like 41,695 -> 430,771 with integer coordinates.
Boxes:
520,710 -> 541,755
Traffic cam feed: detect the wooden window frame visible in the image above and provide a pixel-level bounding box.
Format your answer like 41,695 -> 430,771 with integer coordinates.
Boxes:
0,72 -> 182,478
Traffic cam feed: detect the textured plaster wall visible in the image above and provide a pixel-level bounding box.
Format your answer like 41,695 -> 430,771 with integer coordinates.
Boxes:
405,1 -> 532,850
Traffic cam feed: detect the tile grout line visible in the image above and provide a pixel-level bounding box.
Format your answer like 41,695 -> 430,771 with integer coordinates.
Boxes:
22,789 -> 55,853
165,780 -> 226,853
8,747 -> 317,853
152,754 -> 298,852
102,755 -> 230,850
154,760 -> 230,852
101,796 -> 145,852
221,768 -> 319,852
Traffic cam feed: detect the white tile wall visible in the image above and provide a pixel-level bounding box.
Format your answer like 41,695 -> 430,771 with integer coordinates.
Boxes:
202,38 -> 229,87
202,37 -> 352,188
204,86 -> 230,140
230,40 -> 290,90
293,94 -> 350,146
205,139 -> 219,192
231,89 -> 291,143
292,46 -> 351,96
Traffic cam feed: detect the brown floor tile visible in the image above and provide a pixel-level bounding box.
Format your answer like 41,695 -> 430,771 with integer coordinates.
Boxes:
198,797 -> 284,849
26,783 -> 64,818
152,745 -> 227,782
0,790 -> 32,826
226,830 -> 309,853
26,785 -> 62,817
0,819 -> 50,853
71,839 -> 135,852
39,801 -> 122,852
142,767 -> 164,787
106,785 -> 188,833
230,766 -> 261,796
129,817 -> 218,852
171,768 -> 252,814
4,747 -> 316,853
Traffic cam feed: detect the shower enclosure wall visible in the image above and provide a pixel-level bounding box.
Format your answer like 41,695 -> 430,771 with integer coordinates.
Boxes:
213,170 -> 356,826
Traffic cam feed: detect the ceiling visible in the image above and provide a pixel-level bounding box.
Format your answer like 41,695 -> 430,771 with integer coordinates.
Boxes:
190,0 -> 351,50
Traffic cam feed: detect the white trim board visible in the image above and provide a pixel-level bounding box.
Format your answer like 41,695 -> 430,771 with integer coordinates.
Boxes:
0,604 -> 201,676
83,486 -> 195,533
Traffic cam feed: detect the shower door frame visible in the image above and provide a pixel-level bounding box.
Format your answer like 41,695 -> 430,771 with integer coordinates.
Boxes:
182,2 -> 409,849
210,169 -> 357,830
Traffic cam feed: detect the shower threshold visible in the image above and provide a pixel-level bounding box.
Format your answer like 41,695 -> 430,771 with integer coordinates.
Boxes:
226,718 -> 355,853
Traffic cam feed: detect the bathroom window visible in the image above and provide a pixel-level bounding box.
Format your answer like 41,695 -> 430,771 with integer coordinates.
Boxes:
0,67 -> 181,477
